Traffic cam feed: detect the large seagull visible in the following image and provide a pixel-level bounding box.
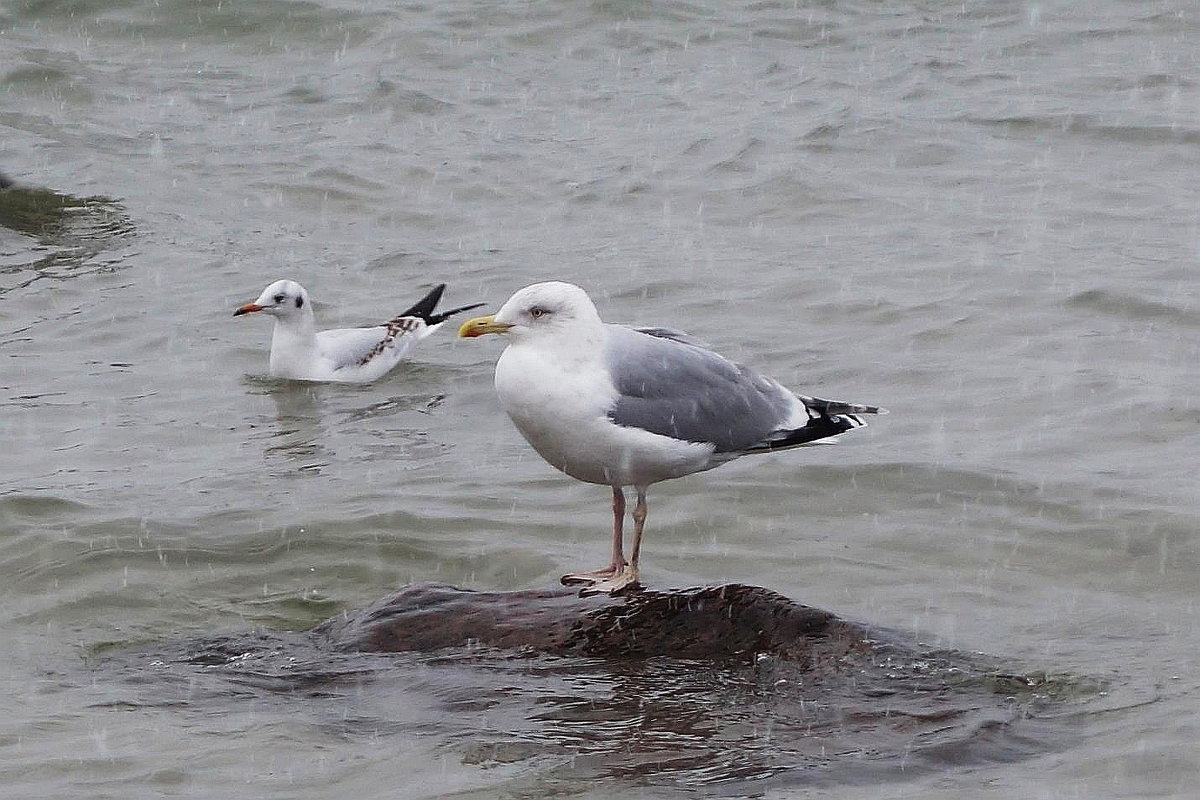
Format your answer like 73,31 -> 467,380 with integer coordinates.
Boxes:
459,281 -> 885,594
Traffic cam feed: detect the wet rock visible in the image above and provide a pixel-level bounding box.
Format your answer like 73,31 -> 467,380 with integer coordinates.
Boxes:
0,178 -> 133,292
0,182 -> 127,239
314,582 -> 872,664
96,582 -> 1107,789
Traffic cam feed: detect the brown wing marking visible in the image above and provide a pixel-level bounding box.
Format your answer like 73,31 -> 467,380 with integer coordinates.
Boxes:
356,317 -> 423,367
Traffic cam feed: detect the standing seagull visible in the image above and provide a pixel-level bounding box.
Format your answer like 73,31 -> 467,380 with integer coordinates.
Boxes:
459,281 -> 885,594
234,280 -> 483,383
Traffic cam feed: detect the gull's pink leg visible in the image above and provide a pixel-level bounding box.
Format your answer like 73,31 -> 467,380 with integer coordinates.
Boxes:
582,486 -> 647,596
610,485 -> 626,569
628,487 -> 647,572
562,486 -> 628,586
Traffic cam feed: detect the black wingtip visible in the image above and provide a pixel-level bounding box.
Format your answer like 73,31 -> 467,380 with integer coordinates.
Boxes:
398,283 -> 447,323
749,414 -> 864,453
426,302 -> 486,326
396,283 -> 485,325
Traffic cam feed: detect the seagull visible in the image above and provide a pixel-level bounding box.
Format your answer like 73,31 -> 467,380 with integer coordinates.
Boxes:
234,279 -> 484,383
459,281 -> 885,595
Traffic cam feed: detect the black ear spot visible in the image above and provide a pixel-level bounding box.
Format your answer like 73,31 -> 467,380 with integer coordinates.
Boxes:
295,296 -> 304,308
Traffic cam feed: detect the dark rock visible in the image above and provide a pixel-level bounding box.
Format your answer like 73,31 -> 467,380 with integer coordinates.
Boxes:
0,183 -> 116,237
314,582 -> 872,664
95,582 -> 1103,788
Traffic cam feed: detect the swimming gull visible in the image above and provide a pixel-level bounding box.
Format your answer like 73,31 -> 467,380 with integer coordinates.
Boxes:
459,281 -> 885,594
234,279 -> 483,383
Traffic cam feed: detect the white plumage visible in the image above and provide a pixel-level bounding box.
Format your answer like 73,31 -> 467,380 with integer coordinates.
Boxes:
459,281 -> 885,594
234,279 -> 482,383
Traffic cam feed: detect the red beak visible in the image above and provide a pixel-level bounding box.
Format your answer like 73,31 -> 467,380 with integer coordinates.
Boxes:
233,303 -> 263,317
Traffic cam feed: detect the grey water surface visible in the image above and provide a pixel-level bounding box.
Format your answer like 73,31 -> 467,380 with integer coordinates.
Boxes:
2,1 -> 1198,797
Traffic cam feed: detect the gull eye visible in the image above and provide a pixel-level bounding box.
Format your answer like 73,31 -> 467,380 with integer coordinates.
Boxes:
528,306 -> 549,319
273,293 -> 286,304
295,296 -> 304,309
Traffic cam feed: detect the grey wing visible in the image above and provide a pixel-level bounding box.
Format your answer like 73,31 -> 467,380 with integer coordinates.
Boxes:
604,325 -> 794,453
317,318 -> 422,369
631,326 -> 713,350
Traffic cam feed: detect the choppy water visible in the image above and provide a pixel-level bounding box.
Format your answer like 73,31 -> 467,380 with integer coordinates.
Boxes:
2,0 -> 1198,797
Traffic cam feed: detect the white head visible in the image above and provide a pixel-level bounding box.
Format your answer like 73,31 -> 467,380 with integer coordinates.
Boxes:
233,279 -> 313,322
457,281 -> 603,343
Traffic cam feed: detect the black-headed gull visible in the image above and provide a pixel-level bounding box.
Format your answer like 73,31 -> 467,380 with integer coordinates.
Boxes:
459,281 -> 885,594
235,279 -> 483,383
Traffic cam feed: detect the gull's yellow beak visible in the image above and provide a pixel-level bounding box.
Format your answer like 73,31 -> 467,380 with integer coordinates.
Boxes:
458,315 -> 514,338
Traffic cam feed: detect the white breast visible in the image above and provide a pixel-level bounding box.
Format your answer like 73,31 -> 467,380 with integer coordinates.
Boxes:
494,341 -> 715,487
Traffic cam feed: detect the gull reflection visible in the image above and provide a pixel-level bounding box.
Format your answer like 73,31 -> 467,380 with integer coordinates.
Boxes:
262,379 -> 329,472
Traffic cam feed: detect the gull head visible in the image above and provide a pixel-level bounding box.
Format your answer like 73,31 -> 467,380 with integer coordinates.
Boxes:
458,281 -> 601,341
234,279 -> 312,320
